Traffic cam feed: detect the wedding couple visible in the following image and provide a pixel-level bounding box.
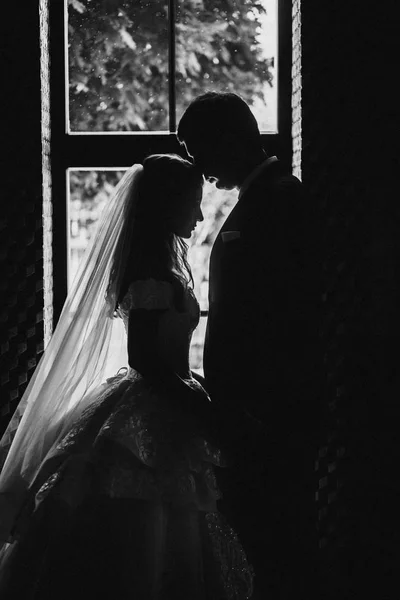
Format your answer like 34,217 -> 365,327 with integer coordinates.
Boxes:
0,92 -> 321,599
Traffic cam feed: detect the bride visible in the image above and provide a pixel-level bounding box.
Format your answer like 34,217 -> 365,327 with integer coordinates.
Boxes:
0,154 -> 254,599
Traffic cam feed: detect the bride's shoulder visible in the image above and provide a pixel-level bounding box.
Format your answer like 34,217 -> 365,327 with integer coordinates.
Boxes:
120,278 -> 174,311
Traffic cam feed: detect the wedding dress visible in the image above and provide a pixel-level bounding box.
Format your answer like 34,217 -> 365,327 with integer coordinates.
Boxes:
0,277 -> 254,599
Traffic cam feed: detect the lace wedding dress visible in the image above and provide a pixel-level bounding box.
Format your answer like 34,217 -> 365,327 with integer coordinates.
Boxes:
0,279 -> 253,600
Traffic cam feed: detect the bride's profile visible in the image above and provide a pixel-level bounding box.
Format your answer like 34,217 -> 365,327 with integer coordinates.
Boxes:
0,154 -> 254,599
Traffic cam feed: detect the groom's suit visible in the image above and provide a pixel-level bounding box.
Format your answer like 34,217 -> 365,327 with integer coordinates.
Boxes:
204,157 -> 322,598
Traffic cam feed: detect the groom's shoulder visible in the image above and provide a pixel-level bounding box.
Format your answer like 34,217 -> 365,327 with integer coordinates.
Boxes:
248,166 -> 302,208
274,172 -> 304,197
270,160 -> 302,188
255,163 -> 309,222
254,159 -> 302,192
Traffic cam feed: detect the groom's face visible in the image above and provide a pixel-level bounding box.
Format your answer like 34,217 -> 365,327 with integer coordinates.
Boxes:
183,140 -> 238,190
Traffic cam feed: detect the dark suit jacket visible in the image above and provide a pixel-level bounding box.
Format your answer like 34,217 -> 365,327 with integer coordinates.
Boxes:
203,159 -> 322,452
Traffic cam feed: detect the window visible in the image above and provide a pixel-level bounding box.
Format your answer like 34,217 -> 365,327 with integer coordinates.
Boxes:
67,0 -> 278,134
49,0 -> 293,371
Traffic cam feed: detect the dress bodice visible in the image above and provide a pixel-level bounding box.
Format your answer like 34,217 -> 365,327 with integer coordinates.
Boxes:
118,278 -> 200,377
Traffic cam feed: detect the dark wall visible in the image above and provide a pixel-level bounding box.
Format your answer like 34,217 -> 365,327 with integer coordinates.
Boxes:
0,3 -> 44,425
1,2 -> 399,594
302,2 -> 400,596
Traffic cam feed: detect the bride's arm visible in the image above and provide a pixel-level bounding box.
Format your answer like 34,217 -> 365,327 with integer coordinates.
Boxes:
127,308 -> 171,378
128,309 -> 202,392
128,309 -> 213,428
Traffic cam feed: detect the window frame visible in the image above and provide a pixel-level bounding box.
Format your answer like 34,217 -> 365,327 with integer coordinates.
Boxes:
49,0 -> 293,324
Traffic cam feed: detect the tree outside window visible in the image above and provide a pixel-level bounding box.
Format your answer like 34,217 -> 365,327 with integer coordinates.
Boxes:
68,0 -> 277,132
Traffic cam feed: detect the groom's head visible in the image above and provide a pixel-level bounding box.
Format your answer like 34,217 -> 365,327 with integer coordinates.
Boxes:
177,92 -> 266,190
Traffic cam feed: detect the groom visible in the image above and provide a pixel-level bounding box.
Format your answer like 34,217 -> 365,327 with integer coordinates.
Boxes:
178,92 -> 322,598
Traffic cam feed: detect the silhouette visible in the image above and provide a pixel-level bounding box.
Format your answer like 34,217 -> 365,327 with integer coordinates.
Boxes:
178,92 -> 323,598
0,154 -> 254,599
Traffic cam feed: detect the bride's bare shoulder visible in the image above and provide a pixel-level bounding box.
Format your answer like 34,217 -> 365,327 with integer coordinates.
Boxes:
120,278 -> 174,311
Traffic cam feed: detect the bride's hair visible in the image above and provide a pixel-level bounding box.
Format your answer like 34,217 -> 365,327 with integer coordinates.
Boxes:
113,153 -> 203,309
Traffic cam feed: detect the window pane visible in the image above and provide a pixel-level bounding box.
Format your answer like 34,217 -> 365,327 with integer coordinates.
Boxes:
68,169 -> 125,286
67,1 -> 169,132
68,171 -> 238,371
176,0 -> 277,132
189,315 -> 207,376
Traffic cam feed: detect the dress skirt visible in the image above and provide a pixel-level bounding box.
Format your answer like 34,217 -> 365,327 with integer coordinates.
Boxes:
0,370 -> 253,600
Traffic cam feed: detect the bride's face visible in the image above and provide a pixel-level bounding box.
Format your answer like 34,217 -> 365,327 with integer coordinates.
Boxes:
171,184 -> 204,239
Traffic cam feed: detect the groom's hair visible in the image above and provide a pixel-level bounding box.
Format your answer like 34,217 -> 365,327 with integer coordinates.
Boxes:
177,92 -> 262,147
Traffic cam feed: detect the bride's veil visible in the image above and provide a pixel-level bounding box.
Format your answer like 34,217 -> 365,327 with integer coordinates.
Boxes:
0,163 -> 144,544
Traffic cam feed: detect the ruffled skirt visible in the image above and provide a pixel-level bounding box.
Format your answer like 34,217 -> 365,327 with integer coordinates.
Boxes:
0,370 -> 253,599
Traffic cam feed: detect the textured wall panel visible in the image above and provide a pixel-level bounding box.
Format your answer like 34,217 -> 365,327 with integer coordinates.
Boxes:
0,2 -> 45,434
301,1 -> 400,596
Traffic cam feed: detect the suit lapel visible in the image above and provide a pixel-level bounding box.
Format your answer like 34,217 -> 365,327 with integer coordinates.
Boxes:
208,159 -> 283,302
219,158 -> 283,236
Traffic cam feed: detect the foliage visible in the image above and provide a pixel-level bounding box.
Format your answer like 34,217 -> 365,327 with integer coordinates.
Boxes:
68,0 -> 274,131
